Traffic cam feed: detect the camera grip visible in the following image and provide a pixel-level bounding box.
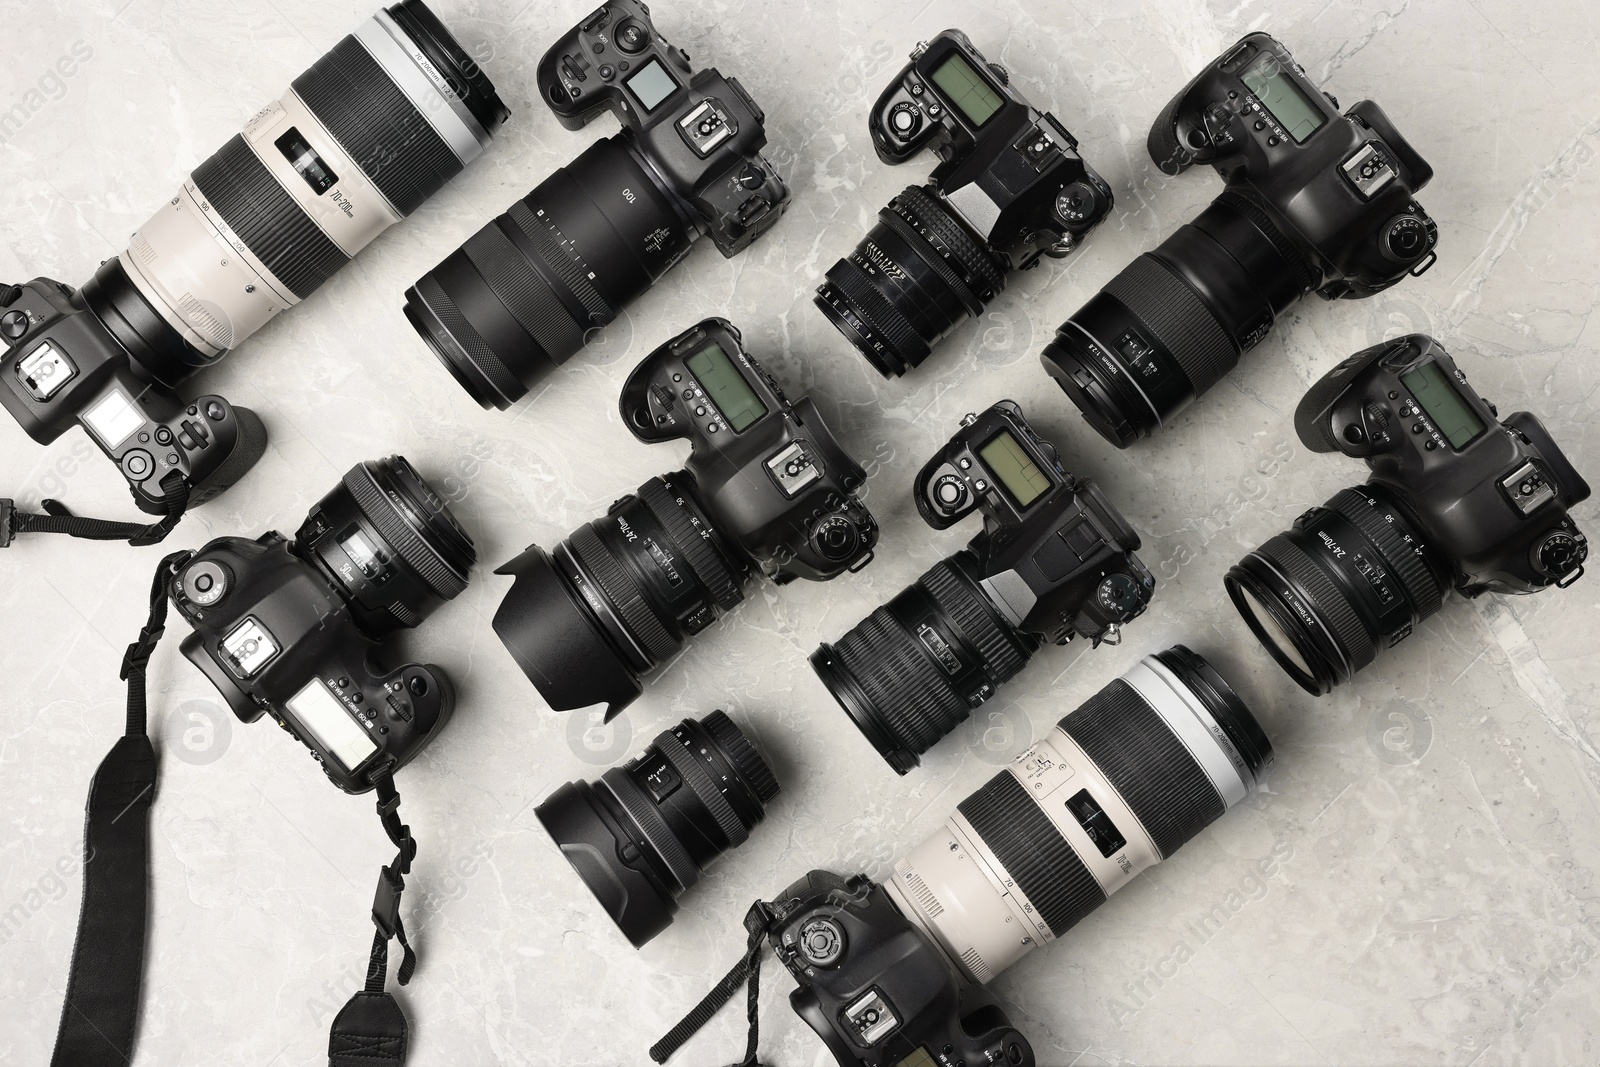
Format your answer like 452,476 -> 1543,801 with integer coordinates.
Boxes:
1294,340 -> 1401,454
187,404 -> 267,504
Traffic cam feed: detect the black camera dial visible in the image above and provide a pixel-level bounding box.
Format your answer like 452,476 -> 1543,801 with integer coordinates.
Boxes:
1382,214 -> 1432,263
812,515 -> 862,563
181,559 -> 230,607
797,916 -> 846,966
1535,529 -> 1586,583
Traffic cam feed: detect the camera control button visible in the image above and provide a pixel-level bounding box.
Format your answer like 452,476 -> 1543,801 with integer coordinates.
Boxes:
154,426 -> 173,445
798,916 -> 846,966
614,18 -> 649,54
1,310 -> 29,339
181,560 -> 228,606
888,101 -> 921,139
932,473 -> 968,510
599,64 -> 614,80
122,450 -> 154,479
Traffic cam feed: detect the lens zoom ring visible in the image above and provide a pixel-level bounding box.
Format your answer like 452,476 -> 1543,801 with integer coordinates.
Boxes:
191,134 -> 349,300
825,258 -> 924,368
656,729 -> 747,848
831,608 -> 971,756
462,223 -> 587,359
1326,488 -> 1443,619
412,273 -> 525,402
505,199 -> 614,323
602,767 -> 699,889
895,185 -> 1005,296
702,709 -> 779,804
1105,255 -> 1238,396
1256,532 -> 1377,668
1059,679 -> 1224,859
638,477 -> 743,611
921,560 -> 1029,685
568,524 -> 681,663
291,34 -> 462,217
342,463 -> 467,599
1214,190 -> 1321,295
878,208 -> 980,314
959,771 -> 1105,938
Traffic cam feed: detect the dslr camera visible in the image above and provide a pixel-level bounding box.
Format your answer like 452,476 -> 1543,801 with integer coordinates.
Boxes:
406,0 -> 790,409
171,457 -> 476,792
815,30 -> 1113,377
1044,32 -> 1439,447
494,318 -> 878,718
665,648 -> 1273,1067
1226,335 -> 1590,694
812,401 -> 1152,772
0,2 -> 505,517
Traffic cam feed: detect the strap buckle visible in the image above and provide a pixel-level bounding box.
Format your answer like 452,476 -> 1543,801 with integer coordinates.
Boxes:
0,499 -> 14,548
371,864 -> 404,941
119,624 -> 168,680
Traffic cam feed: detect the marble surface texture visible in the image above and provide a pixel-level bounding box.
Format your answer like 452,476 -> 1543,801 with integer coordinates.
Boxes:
2,0 -> 1599,1064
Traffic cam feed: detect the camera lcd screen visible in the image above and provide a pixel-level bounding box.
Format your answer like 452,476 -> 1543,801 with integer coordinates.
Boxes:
625,58 -> 678,113
930,52 -> 1003,127
82,387 -> 146,449
1241,53 -> 1325,143
286,678 -> 379,772
275,127 -> 338,195
1400,360 -> 1487,449
978,430 -> 1050,508
687,342 -> 767,432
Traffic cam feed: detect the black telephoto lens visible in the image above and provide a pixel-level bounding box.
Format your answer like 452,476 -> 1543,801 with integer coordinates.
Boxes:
810,551 -> 1039,773
1225,485 -> 1449,694
297,455 -> 477,636
1042,191 -> 1318,447
492,473 -> 746,718
815,185 -> 1007,377
536,711 -> 780,946
404,136 -> 693,409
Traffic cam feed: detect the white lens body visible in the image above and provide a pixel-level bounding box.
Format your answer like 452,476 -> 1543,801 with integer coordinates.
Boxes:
116,8 -> 491,362
886,653 -> 1257,985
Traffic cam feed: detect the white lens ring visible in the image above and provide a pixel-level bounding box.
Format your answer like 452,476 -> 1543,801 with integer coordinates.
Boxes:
1123,656 -> 1250,808
358,10 -> 490,164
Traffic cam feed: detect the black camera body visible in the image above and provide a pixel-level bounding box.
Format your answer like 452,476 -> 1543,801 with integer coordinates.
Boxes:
815,30 -> 1112,377
1044,32 -> 1439,447
0,273 -> 265,513
1297,335 -> 1589,595
766,870 -> 1034,1067
811,402 -> 1151,772
537,0 -> 788,258
869,30 -> 1112,272
917,401 -> 1153,644
1152,33 -> 1438,297
620,318 -> 878,584
170,458 -> 474,793
493,319 -> 877,719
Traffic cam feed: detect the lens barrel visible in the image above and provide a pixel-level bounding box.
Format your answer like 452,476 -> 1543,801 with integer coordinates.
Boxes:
811,551 -> 1039,774
406,135 -> 694,409
492,473 -> 747,718
1042,191 -> 1317,447
815,185 -> 1007,377
884,646 -> 1271,985
1225,484 -> 1449,694
537,711 -> 780,946
297,455 -> 476,635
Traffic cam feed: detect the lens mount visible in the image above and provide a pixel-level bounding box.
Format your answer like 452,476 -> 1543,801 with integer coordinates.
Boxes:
536,711 -> 779,947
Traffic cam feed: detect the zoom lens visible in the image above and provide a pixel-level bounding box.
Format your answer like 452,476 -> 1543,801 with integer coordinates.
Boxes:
537,711 -> 780,946
884,646 -> 1272,984
1225,485 -> 1449,695
816,185 -> 1007,377
102,2 -> 506,389
811,551 -> 1038,774
297,455 -> 477,635
405,135 -> 694,409
1042,191 -> 1317,447
492,473 -> 746,717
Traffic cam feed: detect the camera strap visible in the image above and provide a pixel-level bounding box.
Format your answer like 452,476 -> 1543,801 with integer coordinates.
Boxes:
650,900 -> 776,1067
2,475 -> 189,548
48,550 -> 425,1067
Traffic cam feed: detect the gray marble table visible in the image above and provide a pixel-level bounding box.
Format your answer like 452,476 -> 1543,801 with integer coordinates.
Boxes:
2,0 -> 1597,1064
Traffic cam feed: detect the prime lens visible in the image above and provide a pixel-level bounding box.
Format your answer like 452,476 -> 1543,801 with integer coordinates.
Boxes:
815,185 -> 1007,378
884,646 -> 1272,984
1041,191 -> 1317,447
492,473 -> 747,718
810,551 -> 1039,773
537,711 -> 780,946
1225,484 -> 1449,694
297,456 -> 477,636
405,136 -> 694,409
109,2 -> 507,388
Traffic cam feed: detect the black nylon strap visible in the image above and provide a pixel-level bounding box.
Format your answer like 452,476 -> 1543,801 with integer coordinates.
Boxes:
328,774 -> 419,1067
650,902 -> 774,1067
50,550 -> 190,1067
3,476 -> 189,548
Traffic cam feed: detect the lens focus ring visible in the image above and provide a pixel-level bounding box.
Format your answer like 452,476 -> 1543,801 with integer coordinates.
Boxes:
922,559 -> 1029,682
343,462 -> 468,599
1104,255 -> 1238,397
638,477 -> 742,611
895,185 -> 1005,297
1325,488 -> 1443,619
656,728 -> 748,848
568,524 -> 681,663
602,766 -> 699,889
1254,532 -> 1376,669
958,771 -> 1105,938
